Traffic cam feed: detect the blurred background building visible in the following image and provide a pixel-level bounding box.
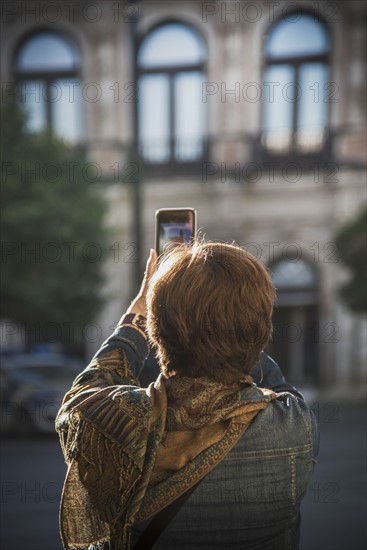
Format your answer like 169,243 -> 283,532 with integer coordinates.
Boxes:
1,0 -> 366,395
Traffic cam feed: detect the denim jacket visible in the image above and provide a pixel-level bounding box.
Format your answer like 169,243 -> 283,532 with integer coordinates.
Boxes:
131,352 -> 319,550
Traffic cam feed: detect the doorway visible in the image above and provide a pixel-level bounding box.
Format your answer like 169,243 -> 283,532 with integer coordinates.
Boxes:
265,257 -> 319,387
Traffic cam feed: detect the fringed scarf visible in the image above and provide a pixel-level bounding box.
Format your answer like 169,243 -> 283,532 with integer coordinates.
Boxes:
57,365 -> 276,549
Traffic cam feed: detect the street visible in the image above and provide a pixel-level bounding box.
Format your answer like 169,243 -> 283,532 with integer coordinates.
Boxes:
1,402 -> 366,550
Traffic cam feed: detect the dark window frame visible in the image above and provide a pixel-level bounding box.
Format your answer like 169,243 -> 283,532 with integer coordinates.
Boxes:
256,11 -> 333,165
135,20 -> 209,176
13,29 -> 81,138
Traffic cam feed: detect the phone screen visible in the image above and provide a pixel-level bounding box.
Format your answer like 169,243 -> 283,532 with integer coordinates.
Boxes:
156,209 -> 196,256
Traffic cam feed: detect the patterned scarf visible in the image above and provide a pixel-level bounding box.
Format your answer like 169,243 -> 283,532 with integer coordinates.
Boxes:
58,368 -> 276,549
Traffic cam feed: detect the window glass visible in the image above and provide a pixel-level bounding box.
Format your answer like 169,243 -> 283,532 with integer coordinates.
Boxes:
271,259 -> 316,288
174,71 -> 205,161
266,14 -> 329,59
52,79 -> 83,142
18,80 -> 47,133
263,13 -> 330,154
15,32 -> 82,143
262,64 -> 295,152
138,74 -> 170,163
138,23 -> 206,68
16,32 -> 80,72
138,23 -> 207,165
297,62 -> 328,151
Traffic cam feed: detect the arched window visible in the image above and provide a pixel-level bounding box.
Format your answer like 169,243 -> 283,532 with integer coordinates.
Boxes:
271,258 -> 317,293
262,13 -> 330,155
137,22 -> 207,169
15,31 -> 82,143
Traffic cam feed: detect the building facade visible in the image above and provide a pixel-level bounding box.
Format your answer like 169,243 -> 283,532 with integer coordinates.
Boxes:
1,0 -> 366,392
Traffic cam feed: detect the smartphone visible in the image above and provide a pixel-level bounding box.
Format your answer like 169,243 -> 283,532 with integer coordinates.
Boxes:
155,207 -> 197,256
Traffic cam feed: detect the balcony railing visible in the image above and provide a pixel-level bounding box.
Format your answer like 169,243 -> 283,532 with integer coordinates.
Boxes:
138,136 -> 209,176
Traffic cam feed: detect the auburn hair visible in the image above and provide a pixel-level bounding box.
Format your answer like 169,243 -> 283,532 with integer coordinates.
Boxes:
146,241 -> 276,385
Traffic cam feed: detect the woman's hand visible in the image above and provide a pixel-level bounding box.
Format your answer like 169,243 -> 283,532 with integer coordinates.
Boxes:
124,248 -> 158,318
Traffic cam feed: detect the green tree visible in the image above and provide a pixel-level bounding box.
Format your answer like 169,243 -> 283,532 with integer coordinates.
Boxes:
1,101 -> 109,355
334,206 -> 367,313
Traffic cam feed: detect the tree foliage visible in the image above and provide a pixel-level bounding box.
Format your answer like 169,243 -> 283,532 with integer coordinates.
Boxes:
1,101 -> 109,353
334,206 -> 367,313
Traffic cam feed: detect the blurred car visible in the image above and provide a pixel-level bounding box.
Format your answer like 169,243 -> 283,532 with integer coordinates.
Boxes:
0,353 -> 82,436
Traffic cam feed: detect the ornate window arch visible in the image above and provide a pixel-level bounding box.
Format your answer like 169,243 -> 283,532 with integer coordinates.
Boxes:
137,21 -> 208,171
262,12 -> 331,156
14,30 -> 83,143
